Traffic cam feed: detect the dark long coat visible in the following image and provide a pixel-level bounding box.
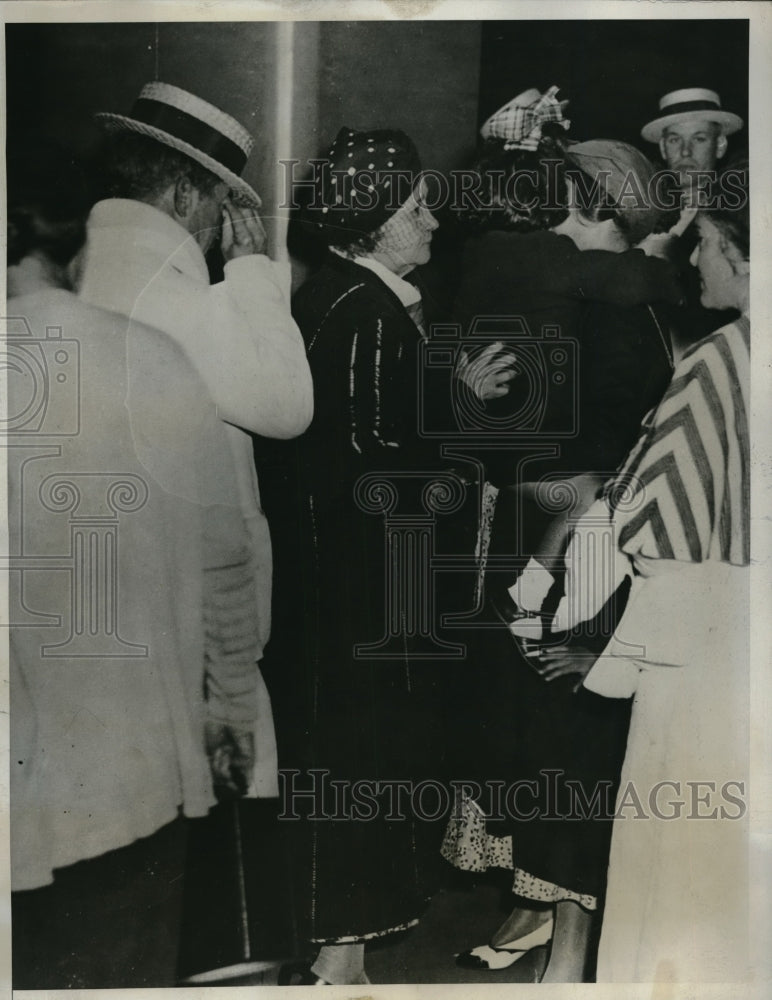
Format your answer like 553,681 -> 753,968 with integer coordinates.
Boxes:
448,229 -> 677,901
259,253 -> 476,944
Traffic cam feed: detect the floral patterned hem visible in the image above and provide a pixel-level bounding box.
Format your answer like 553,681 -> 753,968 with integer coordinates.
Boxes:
441,792 -> 597,911
513,869 -> 596,911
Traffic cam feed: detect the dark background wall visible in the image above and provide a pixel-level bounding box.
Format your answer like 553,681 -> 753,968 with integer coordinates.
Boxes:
316,21 -> 482,173
478,20 -> 749,160
4,20 -> 482,256
5,22 -> 281,220
6,17 -> 749,254
6,18 -> 749,174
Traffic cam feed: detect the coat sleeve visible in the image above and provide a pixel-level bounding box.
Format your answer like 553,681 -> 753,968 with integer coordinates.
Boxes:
322,295 -> 443,472
567,302 -> 667,475
296,291 -> 452,507
543,246 -> 683,307
129,327 -> 261,726
196,405 -> 260,726
202,515 -> 260,726
203,255 -> 314,438
345,307 -> 413,461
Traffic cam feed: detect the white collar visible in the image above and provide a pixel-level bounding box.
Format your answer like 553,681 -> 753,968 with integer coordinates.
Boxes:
86,199 -> 208,283
331,248 -> 421,308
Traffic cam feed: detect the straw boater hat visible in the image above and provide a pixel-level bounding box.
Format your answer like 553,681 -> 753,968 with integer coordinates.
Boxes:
95,81 -> 261,208
641,88 -> 744,144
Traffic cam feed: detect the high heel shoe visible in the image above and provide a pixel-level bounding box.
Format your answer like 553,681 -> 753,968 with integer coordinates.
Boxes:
455,914 -> 554,970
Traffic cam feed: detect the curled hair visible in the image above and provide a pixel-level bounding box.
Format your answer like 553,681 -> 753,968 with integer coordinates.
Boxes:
711,159 -> 749,261
7,134 -> 91,267
95,132 -> 222,203
455,123 -> 571,233
328,228 -> 380,256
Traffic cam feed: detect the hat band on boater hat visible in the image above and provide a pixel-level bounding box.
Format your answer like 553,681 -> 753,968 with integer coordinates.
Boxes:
129,98 -> 248,174
640,87 -> 744,144
658,99 -> 727,116
95,81 -> 262,208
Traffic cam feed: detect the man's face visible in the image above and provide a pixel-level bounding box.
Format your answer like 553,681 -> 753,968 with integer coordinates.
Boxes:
659,121 -> 726,176
189,181 -> 230,253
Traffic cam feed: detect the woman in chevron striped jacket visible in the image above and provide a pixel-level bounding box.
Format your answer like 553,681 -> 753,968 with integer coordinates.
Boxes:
579,170 -> 751,983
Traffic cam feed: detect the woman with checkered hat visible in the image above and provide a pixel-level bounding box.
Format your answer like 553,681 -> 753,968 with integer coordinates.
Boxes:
442,89 -> 690,982
261,127 -> 518,985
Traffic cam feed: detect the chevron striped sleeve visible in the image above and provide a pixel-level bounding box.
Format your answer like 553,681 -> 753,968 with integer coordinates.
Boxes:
609,317 -> 750,567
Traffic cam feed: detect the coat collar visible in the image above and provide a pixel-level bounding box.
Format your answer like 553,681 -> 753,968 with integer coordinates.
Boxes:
85,198 -> 209,282
329,248 -> 421,308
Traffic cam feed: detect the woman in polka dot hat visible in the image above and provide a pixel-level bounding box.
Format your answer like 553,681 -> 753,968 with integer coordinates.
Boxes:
262,127 -> 518,985
307,126 -> 426,245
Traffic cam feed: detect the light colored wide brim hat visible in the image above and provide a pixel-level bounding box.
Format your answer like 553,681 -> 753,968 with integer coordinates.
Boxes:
641,88 -> 744,143
565,139 -> 663,235
95,81 -> 261,208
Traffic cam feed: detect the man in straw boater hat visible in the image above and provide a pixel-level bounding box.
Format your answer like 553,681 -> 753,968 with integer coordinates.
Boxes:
641,87 -> 744,204
77,82 -> 313,808
640,87 -> 745,349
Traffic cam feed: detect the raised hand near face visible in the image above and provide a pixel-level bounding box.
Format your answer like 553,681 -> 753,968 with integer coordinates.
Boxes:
221,197 -> 268,260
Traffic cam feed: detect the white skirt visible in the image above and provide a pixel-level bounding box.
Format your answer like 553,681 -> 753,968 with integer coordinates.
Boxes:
589,559 -> 750,982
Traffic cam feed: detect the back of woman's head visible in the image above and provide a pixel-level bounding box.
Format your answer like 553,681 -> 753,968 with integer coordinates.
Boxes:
457,123 -> 571,233
7,134 -> 92,267
711,158 -> 749,261
565,138 -> 679,247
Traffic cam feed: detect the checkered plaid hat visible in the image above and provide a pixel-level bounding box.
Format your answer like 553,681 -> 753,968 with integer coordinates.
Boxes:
306,126 -> 423,242
480,85 -> 571,151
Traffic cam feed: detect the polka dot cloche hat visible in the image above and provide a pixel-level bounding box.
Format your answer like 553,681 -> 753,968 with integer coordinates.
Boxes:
306,126 -> 423,241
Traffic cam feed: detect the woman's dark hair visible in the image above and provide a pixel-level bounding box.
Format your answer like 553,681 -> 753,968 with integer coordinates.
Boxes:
7,134 -> 91,267
329,229 -> 381,256
455,123 -> 571,233
711,159 -> 749,261
289,207 -> 380,266
288,169 -> 381,265
95,132 -> 222,203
